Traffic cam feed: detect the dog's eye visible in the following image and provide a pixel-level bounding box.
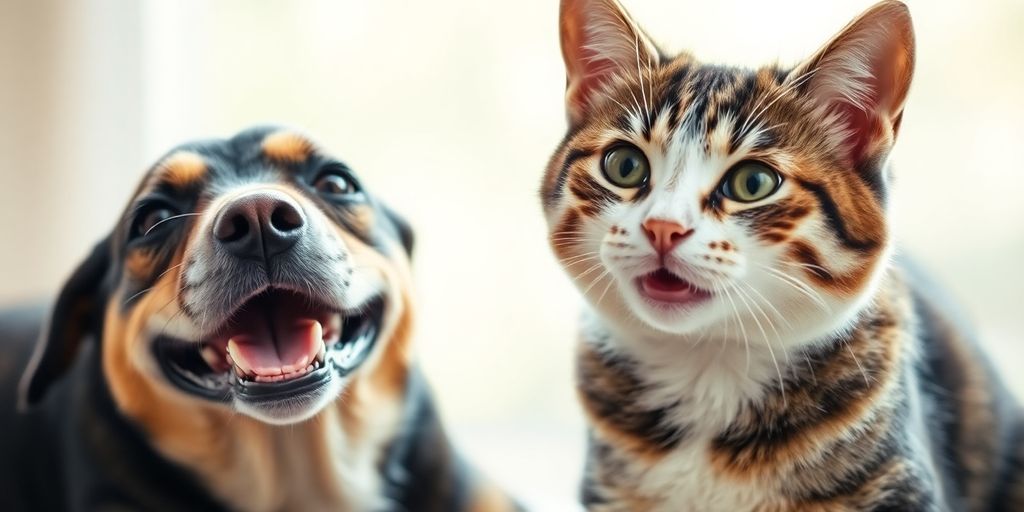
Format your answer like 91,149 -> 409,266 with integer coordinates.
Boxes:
314,173 -> 356,197
133,206 -> 177,238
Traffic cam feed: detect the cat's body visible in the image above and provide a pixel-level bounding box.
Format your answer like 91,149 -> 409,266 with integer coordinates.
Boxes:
577,261 -> 1023,511
544,1 -> 1023,510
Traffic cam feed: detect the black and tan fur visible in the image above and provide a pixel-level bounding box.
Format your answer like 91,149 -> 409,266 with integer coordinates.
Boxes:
544,1 -> 1023,510
0,127 -> 519,512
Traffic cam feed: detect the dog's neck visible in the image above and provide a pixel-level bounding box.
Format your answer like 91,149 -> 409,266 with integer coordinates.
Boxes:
70,342 -> 470,512
180,390 -> 403,511
116,372 -> 404,511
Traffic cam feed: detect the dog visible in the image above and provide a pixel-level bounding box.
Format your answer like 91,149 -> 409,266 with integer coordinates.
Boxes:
0,127 -> 520,512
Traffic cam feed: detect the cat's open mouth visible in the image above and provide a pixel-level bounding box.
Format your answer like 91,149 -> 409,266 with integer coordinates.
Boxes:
637,268 -> 713,305
154,288 -> 383,402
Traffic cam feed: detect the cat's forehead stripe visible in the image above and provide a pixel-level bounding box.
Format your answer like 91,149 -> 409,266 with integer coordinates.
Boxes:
661,63 -> 694,132
625,61 -> 776,158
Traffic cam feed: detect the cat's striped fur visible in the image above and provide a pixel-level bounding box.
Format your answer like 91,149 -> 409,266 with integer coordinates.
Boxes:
543,1 -> 1024,510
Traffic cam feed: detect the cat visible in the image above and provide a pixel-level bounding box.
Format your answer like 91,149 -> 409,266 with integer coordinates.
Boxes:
541,0 -> 1024,510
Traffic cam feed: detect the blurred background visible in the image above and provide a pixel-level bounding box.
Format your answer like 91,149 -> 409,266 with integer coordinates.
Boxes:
1,0 -> 1021,507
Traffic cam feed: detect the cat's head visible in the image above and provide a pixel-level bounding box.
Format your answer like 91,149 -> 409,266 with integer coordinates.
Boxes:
543,0 -> 914,346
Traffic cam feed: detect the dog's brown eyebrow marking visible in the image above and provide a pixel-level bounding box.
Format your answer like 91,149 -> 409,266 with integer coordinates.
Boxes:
156,151 -> 208,190
262,131 -> 315,163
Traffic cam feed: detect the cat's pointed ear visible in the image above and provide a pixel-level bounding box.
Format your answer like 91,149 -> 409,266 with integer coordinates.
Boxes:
18,236 -> 111,410
788,0 -> 914,167
560,0 -> 660,127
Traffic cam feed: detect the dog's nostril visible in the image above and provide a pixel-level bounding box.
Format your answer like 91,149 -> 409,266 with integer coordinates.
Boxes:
270,204 -> 304,233
213,192 -> 305,261
216,214 -> 250,243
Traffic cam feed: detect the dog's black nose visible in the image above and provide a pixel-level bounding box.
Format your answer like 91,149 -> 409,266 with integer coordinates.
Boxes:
214,190 -> 306,261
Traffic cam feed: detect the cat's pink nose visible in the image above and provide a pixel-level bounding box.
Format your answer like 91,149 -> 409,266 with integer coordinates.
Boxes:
642,218 -> 693,256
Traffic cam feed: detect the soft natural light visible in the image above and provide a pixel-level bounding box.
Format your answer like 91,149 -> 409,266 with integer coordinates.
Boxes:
1,1 -> 1022,508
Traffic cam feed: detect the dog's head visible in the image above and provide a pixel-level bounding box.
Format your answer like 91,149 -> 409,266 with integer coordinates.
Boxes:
20,126 -> 415,425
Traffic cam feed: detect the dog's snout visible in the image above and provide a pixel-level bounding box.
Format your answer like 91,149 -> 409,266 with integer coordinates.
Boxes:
214,191 -> 306,261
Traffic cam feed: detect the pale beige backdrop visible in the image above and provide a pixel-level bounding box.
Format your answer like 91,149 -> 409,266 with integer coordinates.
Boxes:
1,0 -> 1022,507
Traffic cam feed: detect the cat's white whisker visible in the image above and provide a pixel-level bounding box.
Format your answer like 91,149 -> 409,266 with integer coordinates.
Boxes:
581,269 -> 612,297
844,339 -> 872,388
625,88 -> 646,129
559,253 -> 602,268
633,31 -> 651,130
801,348 -> 818,386
733,282 -> 787,406
550,236 -> 597,244
550,233 -> 598,240
551,240 -> 598,249
557,249 -> 599,259
739,67 -> 819,140
606,96 -> 641,124
742,281 -> 794,331
716,277 -> 750,375
779,259 -> 834,277
595,273 -> 617,307
577,260 -> 607,280
737,282 -> 791,367
757,263 -> 831,313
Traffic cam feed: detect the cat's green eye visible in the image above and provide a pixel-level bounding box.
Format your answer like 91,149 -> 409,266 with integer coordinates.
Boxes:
720,162 -> 782,203
602,145 -> 650,189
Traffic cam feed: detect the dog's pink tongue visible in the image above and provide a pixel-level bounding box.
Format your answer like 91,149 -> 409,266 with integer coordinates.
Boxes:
225,295 -> 323,376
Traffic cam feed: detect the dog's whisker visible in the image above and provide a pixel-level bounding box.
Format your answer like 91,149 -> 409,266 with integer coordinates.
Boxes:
143,212 -> 201,237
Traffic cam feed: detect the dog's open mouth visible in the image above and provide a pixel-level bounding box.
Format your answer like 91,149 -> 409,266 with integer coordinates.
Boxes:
155,288 -> 384,402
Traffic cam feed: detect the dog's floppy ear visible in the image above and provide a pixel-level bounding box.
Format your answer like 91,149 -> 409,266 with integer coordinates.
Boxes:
18,235 -> 112,410
381,204 -> 414,257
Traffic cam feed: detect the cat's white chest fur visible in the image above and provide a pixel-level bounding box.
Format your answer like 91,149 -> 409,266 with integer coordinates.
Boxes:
617,387 -> 778,512
584,310 -> 788,430
634,440 -> 772,512
585,313 -> 791,511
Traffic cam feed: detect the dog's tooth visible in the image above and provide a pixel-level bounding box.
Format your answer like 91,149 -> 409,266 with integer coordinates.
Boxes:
227,339 -> 253,375
316,342 -> 326,363
257,366 -> 284,376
